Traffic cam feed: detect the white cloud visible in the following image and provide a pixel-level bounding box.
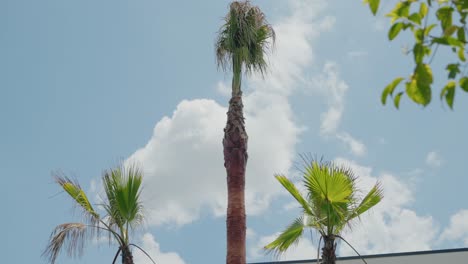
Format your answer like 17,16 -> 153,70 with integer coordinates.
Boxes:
126,99 -> 226,226
313,62 -> 367,156
125,0 -> 337,227
440,210 -> 468,246
334,158 -> 438,256
133,233 -> 186,264
126,96 -> 300,227
216,81 -> 231,97
316,62 -> 347,135
247,0 -> 332,97
426,151 -> 443,168
336,132 -> 367,156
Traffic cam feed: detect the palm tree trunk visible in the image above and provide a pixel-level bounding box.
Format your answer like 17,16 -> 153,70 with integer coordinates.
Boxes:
121,245 -> 134,264
321,236 -> 336,264
224,93 -> 248,264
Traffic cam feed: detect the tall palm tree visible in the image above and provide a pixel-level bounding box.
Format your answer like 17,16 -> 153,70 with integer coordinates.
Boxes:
264,158 -> 383,264
216,1 -> 275,264
43,164 -> 155,264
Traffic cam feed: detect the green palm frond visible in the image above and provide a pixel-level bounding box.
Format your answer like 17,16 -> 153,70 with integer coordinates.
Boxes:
103,164 -> 144,242
264,217 -> 305,257
275,174 -> 313,216
350,182 -> 383,220
43,223 -> 91,264
216,1 -> 275,77
266,157 -> 383,256
54,175 -> 99,224
45,163 -> 149,264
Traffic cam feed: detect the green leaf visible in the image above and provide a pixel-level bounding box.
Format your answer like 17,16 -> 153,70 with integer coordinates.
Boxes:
432,37 -> 464,48
408,13 -> 422,25
413,43 -> 425,64
424,24 -> 437,36
419,2 -> 428,18
414,28 -> 424,43
275,175 -> 314,216
407,63 -> 433,106
444,25 -> 458,37
415,63 -> 433,85
458,48 -> 466,62
394,91 -> 404,109
367,0 -> 380,15
460,77 -> 468,92
457,27 -> 466,43
440,81 -> 456,109
264,217 -> 305,254
406,78 -> 431,106
436,6 -> 454,31
388,22 -> 404,40
353,183 -> 383,217
381,77 -> 404,105
446,63 -> 460,79
397,2 -> 411,17
387,1 -> 411,23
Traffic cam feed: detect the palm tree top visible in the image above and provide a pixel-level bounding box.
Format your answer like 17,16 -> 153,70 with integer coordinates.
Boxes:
215,0 -> 275,77
43,163 -> 147,264
264,158 -> 383,256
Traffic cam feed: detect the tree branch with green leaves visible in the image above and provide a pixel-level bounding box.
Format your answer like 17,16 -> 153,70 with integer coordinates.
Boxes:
365,0 -> 468,108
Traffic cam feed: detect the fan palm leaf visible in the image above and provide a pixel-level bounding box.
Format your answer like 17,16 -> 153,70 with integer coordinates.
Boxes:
55,176 -> 100,225
44,163 -> 149,264
264,217 -> 305,257
265,158 -> 383,261
216,1 -> 275,94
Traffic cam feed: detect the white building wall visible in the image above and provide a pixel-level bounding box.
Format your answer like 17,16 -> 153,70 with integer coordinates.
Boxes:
251,249 -> 468,264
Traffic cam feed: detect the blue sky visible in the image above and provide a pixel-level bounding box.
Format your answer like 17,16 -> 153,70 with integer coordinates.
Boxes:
3,0 -> 468,263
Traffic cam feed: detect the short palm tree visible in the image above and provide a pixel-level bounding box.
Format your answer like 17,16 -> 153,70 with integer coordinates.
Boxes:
216,1 -> 275,264
264,158 -> 383,264
43,164 -> 155,264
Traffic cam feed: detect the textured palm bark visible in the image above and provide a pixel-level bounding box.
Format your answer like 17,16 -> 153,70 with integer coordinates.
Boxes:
224,94 -> 248,264
321,236 -> 336,264
121,245 -> 134,264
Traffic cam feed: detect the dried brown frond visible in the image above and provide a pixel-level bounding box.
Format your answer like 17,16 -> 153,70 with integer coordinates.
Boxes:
42,223 -> 91,264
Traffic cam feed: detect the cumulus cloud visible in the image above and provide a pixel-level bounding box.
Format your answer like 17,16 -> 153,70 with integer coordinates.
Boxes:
125,0 -> 338,227
247,0 -> 332,96
440,210 -> 468,246
313,62 -> 367,156
426,151 -> 443,168
216,81 -> 231,97
334,158 -> 438,256
336,132 -> 367,157
133,233 -> 186,264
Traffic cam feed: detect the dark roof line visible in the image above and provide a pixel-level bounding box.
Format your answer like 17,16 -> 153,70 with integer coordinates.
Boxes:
249,247 -> 468,264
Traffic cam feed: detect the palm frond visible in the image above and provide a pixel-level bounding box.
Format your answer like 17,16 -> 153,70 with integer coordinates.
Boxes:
350,182 -> 383,220
275,174 -> 314,216
264,217 -> 305,257
215,0 -> 275,77
325,166 -> 356,203
269,156 -> 383,255
42,223 -> 91,264
54,174 -> 100,225
103,163 -> 144,241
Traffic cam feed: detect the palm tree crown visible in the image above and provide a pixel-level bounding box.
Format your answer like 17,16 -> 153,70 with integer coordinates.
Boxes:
216,0 -> 275,95
43,164 -> 153,264
265,158 -> 383,261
